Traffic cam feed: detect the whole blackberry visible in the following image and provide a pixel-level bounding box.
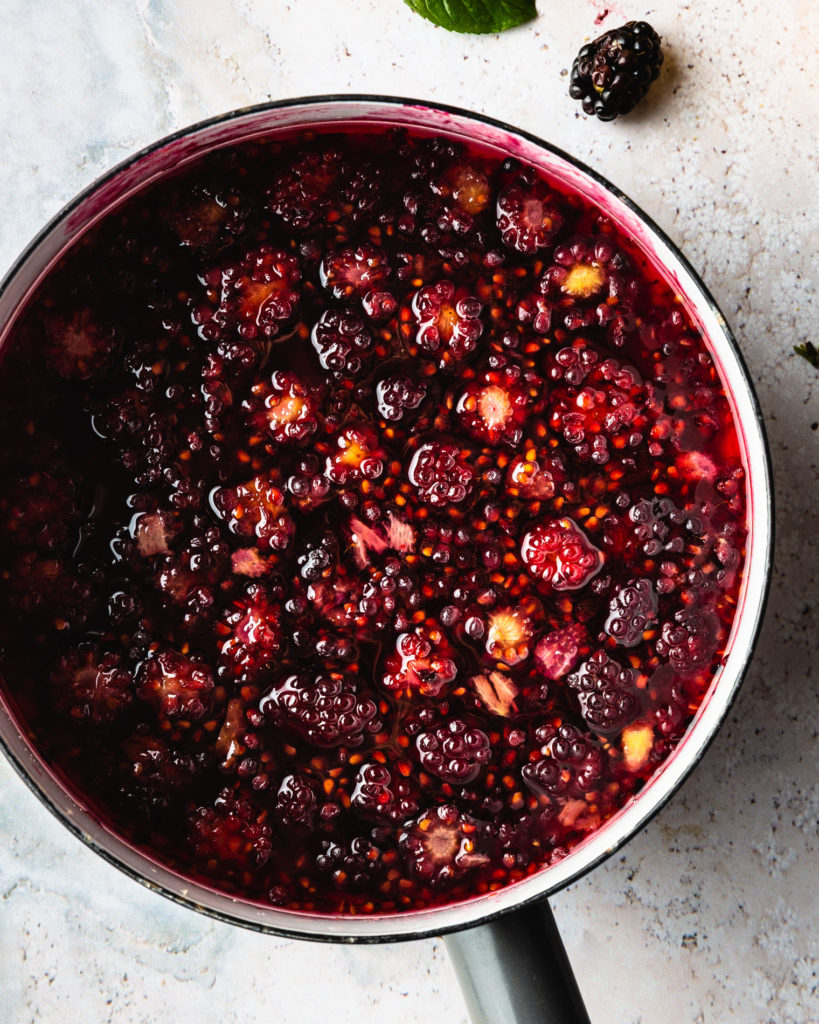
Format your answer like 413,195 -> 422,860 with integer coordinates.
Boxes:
569,21 -> 664,122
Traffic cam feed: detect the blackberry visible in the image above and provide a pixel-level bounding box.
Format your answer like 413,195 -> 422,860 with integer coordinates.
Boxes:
569,21 -> 664,122
415,718 -> 491,785
567,651 -> 640,733
259,670 -> 381,748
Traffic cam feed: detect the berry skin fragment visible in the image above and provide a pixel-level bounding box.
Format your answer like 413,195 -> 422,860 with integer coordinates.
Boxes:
569,21 -> 664,122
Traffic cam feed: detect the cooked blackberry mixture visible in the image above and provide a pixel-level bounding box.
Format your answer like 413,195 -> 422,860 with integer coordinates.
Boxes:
0,129 -> 747,913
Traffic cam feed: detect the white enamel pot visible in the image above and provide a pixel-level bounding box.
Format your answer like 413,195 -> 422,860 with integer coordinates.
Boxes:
0,97 -> 773,1024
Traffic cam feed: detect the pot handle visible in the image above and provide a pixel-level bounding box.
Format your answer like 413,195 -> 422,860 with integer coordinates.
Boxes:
443,899 -> 591,1024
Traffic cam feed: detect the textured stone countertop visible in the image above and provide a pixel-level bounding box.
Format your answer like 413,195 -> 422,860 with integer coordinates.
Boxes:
0,2 -> 816,1022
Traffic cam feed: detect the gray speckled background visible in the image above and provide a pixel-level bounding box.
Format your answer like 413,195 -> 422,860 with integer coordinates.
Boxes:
0,2 -> 816,1022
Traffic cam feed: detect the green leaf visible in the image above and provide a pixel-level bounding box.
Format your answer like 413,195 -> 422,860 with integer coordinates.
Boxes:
794,341 -> 819,369
404,0 -> 537,34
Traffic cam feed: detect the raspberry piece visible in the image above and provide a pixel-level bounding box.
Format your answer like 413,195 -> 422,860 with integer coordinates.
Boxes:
485,607 -> 534,666
534,623 -> 589,681
44,310 -> 117,380
216,582 -> 283,684
655,607 -> 720,672
244,370 -> 321,447
346,511 -> 416,569
496,180 -> 564,254
267,149 -> 342,230
407,441 -> 476,508
471,671 -> 519,718
230,548 -> 271,578
416,719 -> 491,784
351,762 -> 419,823
375,373 -> 427,423
275,772 -> 318,832
189,786 -> 273,870
51,644 -> 133,724
214,698 -> 249,771
521,517 -> 604,591
410,280 -> 483,367
381,623 -> 457,697
136,648 -> 215,724
259,671 -> 381,748
311,307 -> 374,378
522,723 -> 605,797
130,509 -> 180,558
605,578 -> 658,647
320,244 -> 391,299
206,247 -> 300,341
399,805 -> 494,885
568,651 -> 640,732
455,367 -> 530,447
324,423 -> 385,485
316,837 -> 383,890
211,475 -> 295,552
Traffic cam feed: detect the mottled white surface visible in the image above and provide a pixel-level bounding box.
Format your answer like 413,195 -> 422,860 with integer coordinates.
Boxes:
0,1 -> 817,1022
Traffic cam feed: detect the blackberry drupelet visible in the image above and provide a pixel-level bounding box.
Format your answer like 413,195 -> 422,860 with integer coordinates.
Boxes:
569,21 -> 664,122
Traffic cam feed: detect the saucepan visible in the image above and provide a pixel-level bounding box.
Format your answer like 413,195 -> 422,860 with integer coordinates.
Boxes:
0,96 -> 773,1023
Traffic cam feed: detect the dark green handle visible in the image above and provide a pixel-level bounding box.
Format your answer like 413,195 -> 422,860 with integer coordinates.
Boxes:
444,900 -> 591,1024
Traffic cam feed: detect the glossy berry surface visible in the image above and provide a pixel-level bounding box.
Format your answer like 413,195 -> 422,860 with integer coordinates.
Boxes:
0,127 -> 746,916
569,20 -> 664,122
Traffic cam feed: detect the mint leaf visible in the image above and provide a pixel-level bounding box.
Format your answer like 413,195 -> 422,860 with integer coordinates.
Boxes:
404,0 -> 537,34
794,341 -> 819,369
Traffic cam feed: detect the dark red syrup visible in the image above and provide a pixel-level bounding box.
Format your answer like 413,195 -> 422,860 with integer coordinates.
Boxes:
0,128 -> 746,914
